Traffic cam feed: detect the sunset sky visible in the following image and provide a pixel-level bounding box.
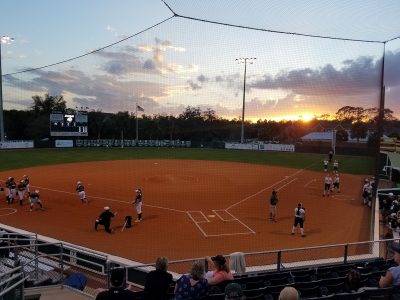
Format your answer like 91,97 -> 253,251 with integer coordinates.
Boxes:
1,0 -> 400,121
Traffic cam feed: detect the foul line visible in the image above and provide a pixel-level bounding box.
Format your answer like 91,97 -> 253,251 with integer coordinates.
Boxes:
224,210 -> 256,234
304,179 -> 317,188
226,166 -> 306,211
27,185 -> 186,213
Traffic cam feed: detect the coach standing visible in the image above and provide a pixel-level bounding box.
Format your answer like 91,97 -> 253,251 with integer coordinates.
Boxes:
269,190 -> 278,223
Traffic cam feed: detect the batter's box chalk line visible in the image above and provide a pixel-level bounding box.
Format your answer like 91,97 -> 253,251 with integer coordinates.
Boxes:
186,209 -> 255,237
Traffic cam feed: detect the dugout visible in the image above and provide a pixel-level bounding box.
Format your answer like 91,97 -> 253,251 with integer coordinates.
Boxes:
380,152 -> 400,187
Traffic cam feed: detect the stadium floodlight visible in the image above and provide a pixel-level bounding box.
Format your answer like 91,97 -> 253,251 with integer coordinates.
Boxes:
0,35 -> 15,142
236,57 -> 256,144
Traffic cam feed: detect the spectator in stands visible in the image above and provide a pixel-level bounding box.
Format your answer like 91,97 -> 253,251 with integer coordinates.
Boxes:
383,193 -> 395,214
229,252 -> 246,276
95,268 -> 135,300
344,269 -> 361,292
174,260 -> 208,299
224,283 -> 245,299
144,256 -> 173,300
379,243 -> 400,289
278,287 -> 299,300
206,255 -> 234,285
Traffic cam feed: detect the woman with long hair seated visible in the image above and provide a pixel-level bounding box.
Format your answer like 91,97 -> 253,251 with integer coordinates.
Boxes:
175,260 -> 208,299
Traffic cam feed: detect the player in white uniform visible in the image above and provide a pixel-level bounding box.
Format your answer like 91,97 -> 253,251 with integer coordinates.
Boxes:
323,173 -> 333,197
362,179 -> 370,205
333,173 -> 340,193
333,160 -> 339,173
76,181 -> 87,203
323,159 -> 329,172
132,189 -> 143,222
17,180 -> 26,206
291,203 -> 306,237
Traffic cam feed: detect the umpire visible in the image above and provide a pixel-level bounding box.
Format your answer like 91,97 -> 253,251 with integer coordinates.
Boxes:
95,207 -> 116,234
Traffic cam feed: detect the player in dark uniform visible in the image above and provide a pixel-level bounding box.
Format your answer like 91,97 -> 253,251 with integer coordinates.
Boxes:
269,190 -> 278,223
17,180 -> 26,206
95,207 -> 116,233
132,189 -> 143,222
29,190 -> 44,211
291,203 -> 306,237
328,150 -> 333,162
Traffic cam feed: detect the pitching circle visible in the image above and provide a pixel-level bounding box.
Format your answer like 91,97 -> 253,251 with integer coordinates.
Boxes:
0,208 -> 18,216
332,194 -> 354,201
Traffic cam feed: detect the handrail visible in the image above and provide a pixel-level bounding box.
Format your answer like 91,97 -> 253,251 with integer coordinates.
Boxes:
0,267 -> 23,279
0,273 -> 23,288
0,275 -> 29,297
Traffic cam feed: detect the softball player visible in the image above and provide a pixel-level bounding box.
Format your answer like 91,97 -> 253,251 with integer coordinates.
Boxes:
333,173 -> 340,193
362,179 -> 370,205
17,180 -> 26,206
29,190 -> 44,211
132,189 -> 143,222
291,203 -> 306,237
328,150 -> 333,162
269,190 -> 278,223
8,178 -> 16,204
23,175 -> 30,196
323,173 -> 332,197
323,159 -> 329,172
333,160 -> 339,173
5,177 -> 12,204
76,181 -> 87,203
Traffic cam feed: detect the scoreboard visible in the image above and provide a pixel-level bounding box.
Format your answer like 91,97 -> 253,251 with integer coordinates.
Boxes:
50,111 -> 88,137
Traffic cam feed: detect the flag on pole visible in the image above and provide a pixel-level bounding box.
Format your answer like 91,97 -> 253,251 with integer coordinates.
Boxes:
137,105 -> 144,112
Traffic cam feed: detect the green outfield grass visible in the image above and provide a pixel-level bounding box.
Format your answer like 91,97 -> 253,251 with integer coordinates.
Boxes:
0,148 -> 375,175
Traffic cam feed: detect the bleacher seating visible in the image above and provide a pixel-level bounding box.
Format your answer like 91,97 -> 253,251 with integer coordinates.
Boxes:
156,258 -> 398,300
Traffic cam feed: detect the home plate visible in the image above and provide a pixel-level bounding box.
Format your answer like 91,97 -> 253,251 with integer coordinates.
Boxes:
208,215 -> 215,218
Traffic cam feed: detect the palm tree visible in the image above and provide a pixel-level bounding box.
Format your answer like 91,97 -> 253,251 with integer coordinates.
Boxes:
31,93 -> 67,114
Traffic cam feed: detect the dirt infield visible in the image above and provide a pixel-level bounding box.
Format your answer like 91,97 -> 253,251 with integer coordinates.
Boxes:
0,159 -> 371,263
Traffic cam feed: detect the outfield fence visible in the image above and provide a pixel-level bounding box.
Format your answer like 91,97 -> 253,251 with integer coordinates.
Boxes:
75,139 -> 191,148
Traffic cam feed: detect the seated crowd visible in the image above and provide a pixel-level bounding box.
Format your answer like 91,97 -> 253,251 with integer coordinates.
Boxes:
95,248 -> 400,300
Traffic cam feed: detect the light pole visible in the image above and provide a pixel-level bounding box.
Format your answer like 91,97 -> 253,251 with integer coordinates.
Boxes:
0,36 -> 15,142
236,57 -> 256,144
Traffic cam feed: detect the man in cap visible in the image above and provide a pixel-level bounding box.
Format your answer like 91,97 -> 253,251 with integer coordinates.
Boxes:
95,267 -> 135,300
225,283 -> 245,300
95,207 -> 116,233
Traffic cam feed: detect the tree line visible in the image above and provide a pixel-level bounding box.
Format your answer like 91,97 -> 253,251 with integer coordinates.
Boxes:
3,94 -> 400,143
